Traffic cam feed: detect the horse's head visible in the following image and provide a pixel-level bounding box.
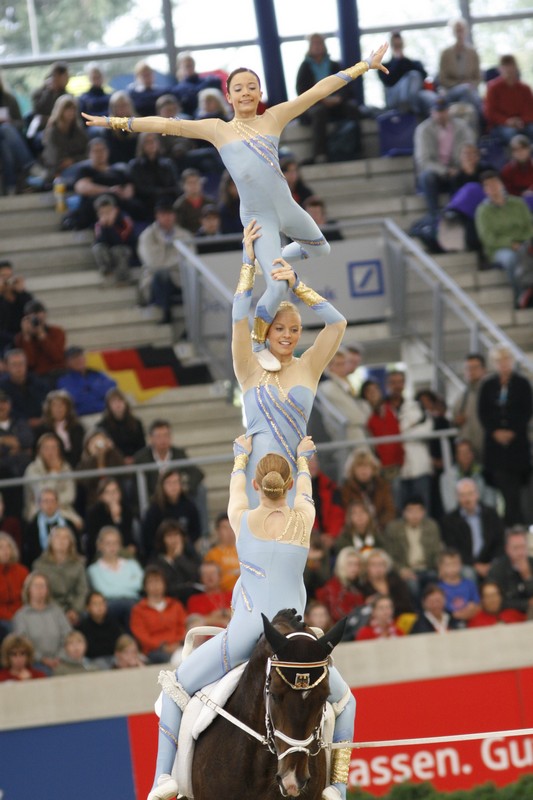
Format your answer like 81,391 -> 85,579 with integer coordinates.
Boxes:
262,612 -> 346,798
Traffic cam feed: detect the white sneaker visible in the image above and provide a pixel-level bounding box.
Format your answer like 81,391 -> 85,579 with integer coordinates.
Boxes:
255,349 -> 281,372
147,774 -> 178,800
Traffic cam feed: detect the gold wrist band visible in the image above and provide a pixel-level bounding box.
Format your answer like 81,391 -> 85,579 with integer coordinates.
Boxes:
108,116 -> 134,132
330,744 -> 352,784
251,316 -> 271,345
293,281 -> 324,308
343,62 -> 369,80
232,453 -> 249,473
235,263 -> 256,294
296,456 -> 311,475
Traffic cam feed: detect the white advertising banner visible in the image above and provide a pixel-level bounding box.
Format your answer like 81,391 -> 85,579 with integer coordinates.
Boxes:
196,237 -> 390,336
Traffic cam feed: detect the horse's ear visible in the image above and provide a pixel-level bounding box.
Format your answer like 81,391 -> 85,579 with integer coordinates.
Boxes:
262,613 -> 288,655
316,617 -> 346,654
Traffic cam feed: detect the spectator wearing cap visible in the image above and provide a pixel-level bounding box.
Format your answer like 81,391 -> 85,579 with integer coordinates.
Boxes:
0,349 -> 48,428
195,204 -> 240,254
484,55 -> 533,145
475,170 -> 533,308
92,194 -> 136,286
414,96 -> 475,237
13,300 -> 66,378
29,61 -> 70,136
57,347 -> 116,416
173,169 -> 215,233
0,260 -> 33,355
137,202 -> 192,323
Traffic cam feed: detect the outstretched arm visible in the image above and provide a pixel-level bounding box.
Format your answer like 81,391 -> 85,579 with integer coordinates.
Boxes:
232,220 -> 261,386
271,259 -> 347,376
81,112 -> 218,145
227,435 -> 252,536
270,44 -> 389,127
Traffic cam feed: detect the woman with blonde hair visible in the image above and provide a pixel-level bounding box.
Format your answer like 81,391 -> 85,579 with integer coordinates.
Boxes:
13,571 -> 71,673
34,389 -> 85,467
341,447 -> 396,528
42,94 -> 88,183
147,435 -> 356,800
316,545 -> 365,622
32,525 -> 89,626
359,548 -> 414,617
23,432 -> 82,529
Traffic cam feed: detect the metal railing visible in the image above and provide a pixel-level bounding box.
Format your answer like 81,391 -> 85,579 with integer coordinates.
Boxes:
0,428 -> 458,518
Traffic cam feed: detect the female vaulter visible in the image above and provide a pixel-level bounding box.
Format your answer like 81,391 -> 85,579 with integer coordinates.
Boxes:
82,44 -> 388,371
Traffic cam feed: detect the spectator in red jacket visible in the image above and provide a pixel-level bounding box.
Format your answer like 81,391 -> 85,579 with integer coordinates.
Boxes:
14,300 -> 66,378
308,453 -> 345,550
316,546 -> 365,622
356,594 -> 405,641
130,566 -> 187,663
0,532 -> 29,641
484,54 -> 533,145
361,379 -> 404,483
500,135 -> 533,202
468,580 -> 526,628
186,561 -> 232,625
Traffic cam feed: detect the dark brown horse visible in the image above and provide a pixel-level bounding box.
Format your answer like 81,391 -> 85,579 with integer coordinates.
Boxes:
190,609 -> 346,800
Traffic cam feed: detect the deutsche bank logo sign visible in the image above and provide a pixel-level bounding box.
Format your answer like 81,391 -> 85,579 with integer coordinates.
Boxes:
348,260 -> 385,298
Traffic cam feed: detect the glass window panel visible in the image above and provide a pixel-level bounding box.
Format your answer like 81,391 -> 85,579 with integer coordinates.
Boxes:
281,37 -> 342,101
357,0 -> 461,28
273,0 -> 338,37
360,28 -> 444,109
474,19 -> 533,87
470,0 -> 533,13
173,0 -> 257,46
168,45 -> 265,92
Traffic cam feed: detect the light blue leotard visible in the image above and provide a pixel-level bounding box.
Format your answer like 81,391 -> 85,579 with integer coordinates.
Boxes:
220,136 -> 329,326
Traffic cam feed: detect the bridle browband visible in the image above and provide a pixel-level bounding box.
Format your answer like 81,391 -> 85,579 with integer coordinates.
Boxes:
264,631 -> 329,761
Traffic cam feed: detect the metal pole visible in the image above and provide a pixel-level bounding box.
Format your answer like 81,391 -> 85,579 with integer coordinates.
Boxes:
161,0 -> 178,78
26,0 -> 40,54
432,285 -> 444,394
252,0 -> 287,105
337,0 -> 364,104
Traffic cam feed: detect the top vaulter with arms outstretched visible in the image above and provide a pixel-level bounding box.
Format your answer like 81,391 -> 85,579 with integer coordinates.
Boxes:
83,44 -> 388,371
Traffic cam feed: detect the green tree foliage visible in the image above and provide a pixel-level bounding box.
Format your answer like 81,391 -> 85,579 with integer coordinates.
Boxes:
348,775 -> 533,800
0,0 -> 133,57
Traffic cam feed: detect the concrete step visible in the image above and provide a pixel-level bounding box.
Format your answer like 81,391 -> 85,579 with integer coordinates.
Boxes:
0,207 -> 58,233
67,321 -> 172,350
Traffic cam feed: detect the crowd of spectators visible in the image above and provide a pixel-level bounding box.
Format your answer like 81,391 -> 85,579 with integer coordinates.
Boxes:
1,34 -> 533,683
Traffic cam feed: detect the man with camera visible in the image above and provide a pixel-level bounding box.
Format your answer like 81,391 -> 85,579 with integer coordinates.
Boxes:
0,261 -> 34,355
14,300 -> 66,379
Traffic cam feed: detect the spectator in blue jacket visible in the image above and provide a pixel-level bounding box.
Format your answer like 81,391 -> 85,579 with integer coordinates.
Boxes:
57,346 -> 116,416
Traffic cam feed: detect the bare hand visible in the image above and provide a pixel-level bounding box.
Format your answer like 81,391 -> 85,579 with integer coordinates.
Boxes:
234,433 -> 252,455
81,112 -> 108,128
271,258 -> 296,288
297,435 -> 316,458
367,43 -> 389,74
242,219 -> 261,262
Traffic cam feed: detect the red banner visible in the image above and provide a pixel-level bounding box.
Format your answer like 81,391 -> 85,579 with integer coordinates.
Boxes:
128,667 -> 533,798
349,667 -> 533,795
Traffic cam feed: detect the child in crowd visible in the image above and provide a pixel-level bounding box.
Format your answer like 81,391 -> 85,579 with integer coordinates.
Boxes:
92,194 -> 136,285
203,513 -> 239,592
356,594 -> 404,641
437,548 -> 480,627
77,591 -> 123,669
0,633 -> 47,682
113,633 -> 147,668
53,630 -> 98,676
